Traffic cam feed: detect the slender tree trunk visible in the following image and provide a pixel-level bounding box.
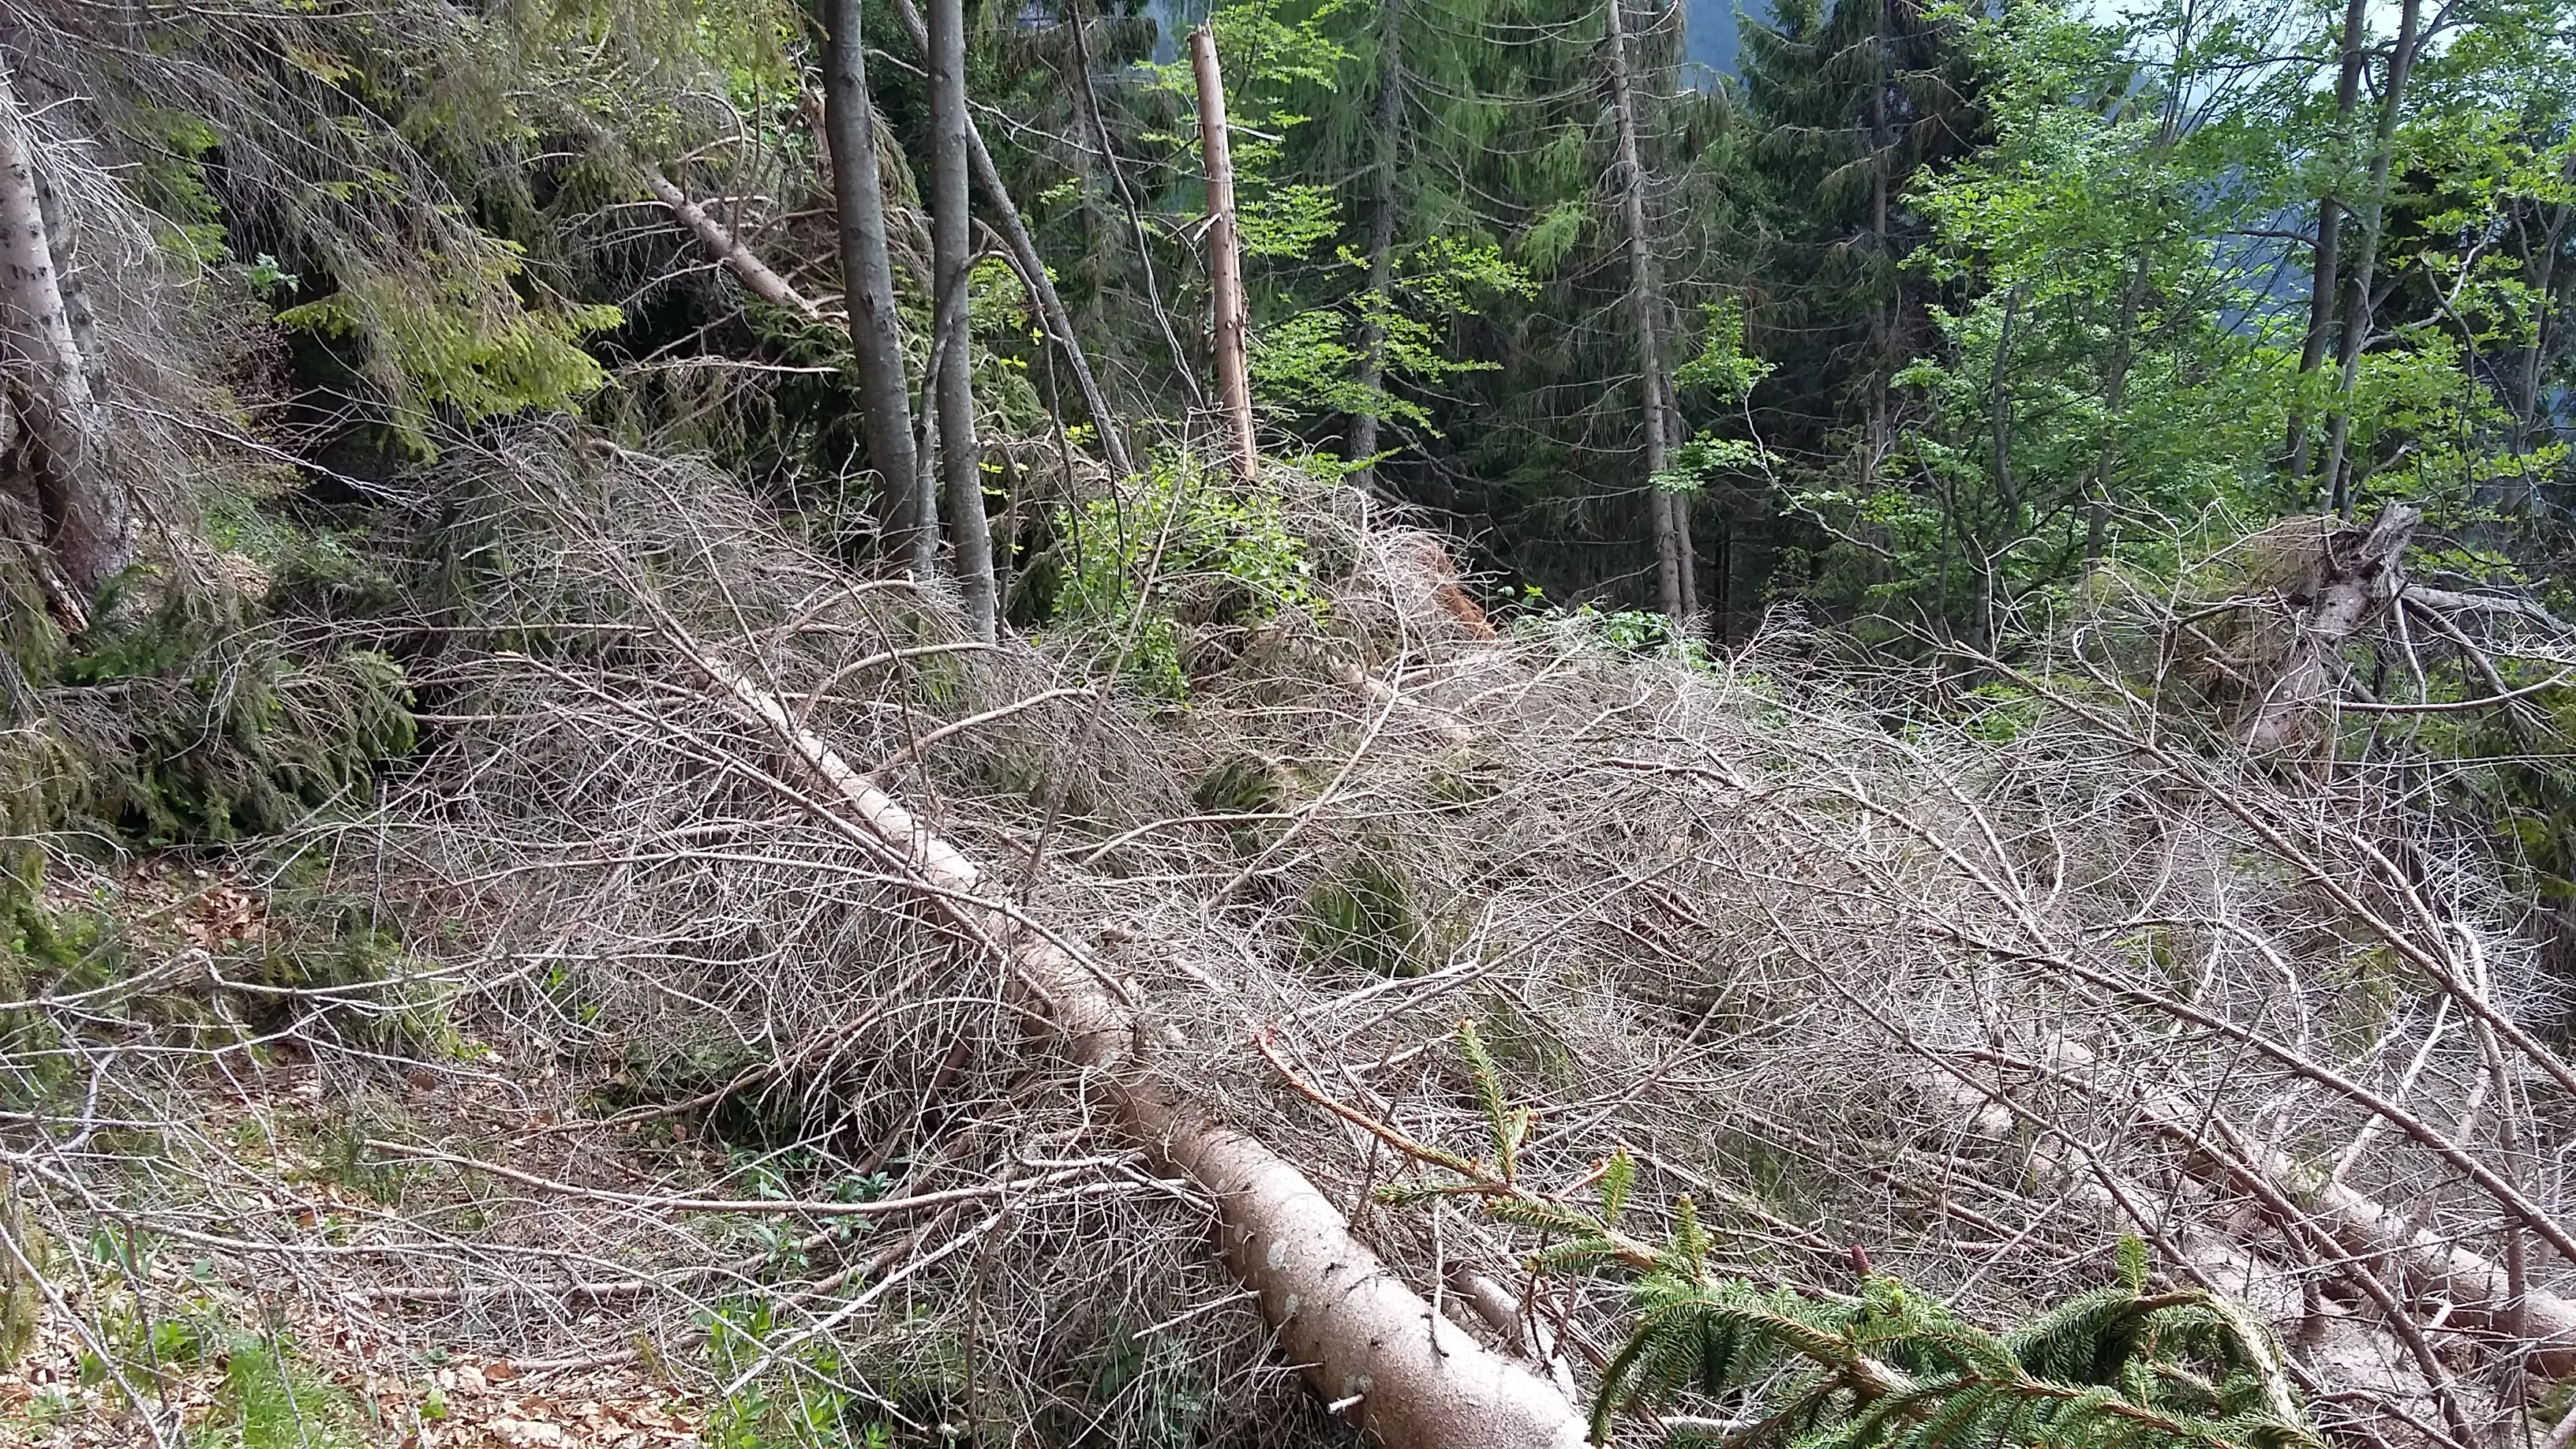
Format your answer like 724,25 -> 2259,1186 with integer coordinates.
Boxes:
1347,0 -> 1404,486
925,0 -> 995,638
2284,0 -> 2368,485
1866,0 -> 1891,458
2507,195 -> 2567,513
2321,0 -> 2423,520
0,61 -> 124,615
1662,368 -> 1698,618
822,0 -> 930,563
2084,256 -> 2148,563
1602,0 -> 1682,618
1191,27 -> 1258,485
882,0 -> 1133,484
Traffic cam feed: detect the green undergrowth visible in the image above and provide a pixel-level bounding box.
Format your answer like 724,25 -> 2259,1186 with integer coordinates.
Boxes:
0,862 -> 441,1107
6,577 -> 414,852
1046,456 -> 1331,699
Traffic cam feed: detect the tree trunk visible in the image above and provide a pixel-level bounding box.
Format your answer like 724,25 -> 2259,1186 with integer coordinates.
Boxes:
1601,0 -> 1682,619
2282,0 -> 2368,485
1191,27 -> 1259,485
706,662 -> 1590,1449
1067,0 -> 1200,406
2084,256 -> 2148,564
2320,0 -> 2423,519
1997,1045 -> 2576,1379
1347,0 -> 1404,486
822,0 -> 930,561
882,0 -> 1134,484
1662,369 -> 1697,618
1866,0 -> 1891,460
0,61 -> 125,614
925,0 -> 996,639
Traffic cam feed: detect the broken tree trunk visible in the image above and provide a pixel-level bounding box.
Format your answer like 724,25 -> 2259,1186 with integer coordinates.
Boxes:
822,0 -> 930,558
1190,27 -> 1259,485
880,0 -> 1133,484
2245,504 -> 2419,749
0,60 -> 125,613
699,657 -> 1588,1449
635,163 -> 821,320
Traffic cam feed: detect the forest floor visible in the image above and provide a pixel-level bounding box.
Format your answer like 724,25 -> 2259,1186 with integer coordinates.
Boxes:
2,867 -> 732,1448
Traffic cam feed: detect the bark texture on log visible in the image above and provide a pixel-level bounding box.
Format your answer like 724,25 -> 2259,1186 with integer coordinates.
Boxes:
1190,28 -> 1259,485
0,60 -> 125,611
704,661 -> 1589,1449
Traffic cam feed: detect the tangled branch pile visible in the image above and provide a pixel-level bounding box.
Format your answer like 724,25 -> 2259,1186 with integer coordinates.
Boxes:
9,429 -> 2571,1449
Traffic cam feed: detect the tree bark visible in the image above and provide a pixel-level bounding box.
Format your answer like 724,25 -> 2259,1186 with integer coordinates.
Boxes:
1190,27 -> 1259,485
881,0 -> 1134,484
2282,0 -> 2368,485
1866,0 -> 1891,460
822,0 -> 930,561
1347,0 -> 1404,486
1601,0 -> 1683,619
2320,0 -> 2423,519
925,0 -> 996,639
704,661 -> 1590,1449
0,60 -> 125,614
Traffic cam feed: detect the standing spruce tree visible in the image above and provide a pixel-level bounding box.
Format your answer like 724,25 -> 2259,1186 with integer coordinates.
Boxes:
1736,0 -> 1979,466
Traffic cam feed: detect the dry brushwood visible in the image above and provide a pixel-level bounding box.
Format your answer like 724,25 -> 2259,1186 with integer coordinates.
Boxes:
6,433 -> 2573,1449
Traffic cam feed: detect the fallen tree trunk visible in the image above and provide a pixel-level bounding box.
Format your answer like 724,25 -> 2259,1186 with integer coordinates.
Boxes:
634,163 -> 822,320
2042,1046 -> 2576,1379
694,651 -> 1588,1449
